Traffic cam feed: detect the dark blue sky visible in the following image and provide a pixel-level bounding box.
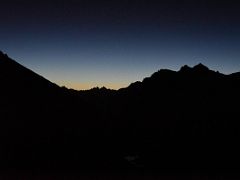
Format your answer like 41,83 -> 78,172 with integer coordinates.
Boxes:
1,0 -> 240,89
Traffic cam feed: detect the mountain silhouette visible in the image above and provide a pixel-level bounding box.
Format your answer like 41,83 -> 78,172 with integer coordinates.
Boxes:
1,51 -> 240,173
0,51 -> 56,88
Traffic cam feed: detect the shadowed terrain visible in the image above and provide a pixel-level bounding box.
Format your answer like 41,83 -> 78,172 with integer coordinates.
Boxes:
1,51 -> 240,175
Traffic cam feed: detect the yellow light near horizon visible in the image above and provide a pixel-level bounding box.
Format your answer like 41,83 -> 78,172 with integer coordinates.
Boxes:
56,81 -> 129,90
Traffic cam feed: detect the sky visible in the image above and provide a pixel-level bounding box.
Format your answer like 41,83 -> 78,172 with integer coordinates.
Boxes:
1,0 -> 240,90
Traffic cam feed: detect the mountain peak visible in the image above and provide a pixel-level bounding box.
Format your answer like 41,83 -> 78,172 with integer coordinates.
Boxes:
179,63 -> 210,73
193,63 -> 209,71
179,65 -> 191,72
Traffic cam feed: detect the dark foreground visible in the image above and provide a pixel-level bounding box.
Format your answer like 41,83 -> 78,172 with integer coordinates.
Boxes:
1,172 -> 240,180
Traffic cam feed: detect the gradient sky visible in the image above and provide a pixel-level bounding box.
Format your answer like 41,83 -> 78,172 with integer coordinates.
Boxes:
1,0 -> 240,89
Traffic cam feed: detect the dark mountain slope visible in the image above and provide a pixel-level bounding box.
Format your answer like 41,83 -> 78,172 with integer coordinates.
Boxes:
0,51 -> 99,127
0,52 -> 105,171
0,51 -> 58,89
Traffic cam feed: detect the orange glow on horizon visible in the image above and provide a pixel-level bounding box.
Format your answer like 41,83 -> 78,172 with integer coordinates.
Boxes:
56,81 -> 129,90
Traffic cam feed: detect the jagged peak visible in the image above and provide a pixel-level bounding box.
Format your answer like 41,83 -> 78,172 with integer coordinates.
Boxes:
151,69 -> 176,77
179,65 -> 191,72
193,63 -> 209,71
179,63 -> 210,73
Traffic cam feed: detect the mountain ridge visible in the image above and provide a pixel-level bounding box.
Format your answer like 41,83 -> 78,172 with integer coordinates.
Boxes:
0,50 -> 234,91
1,51 -> 240,172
